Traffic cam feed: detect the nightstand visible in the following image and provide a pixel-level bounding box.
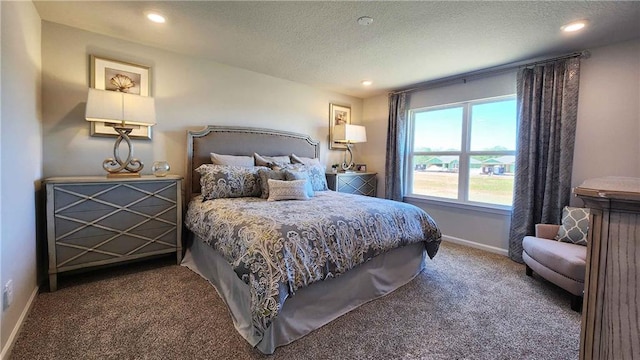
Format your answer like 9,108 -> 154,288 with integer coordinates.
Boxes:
44,175 -> 183,291
326,172 -> 377,197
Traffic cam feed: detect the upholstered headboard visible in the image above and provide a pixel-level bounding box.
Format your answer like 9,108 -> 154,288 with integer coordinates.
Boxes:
186,126 -> 320,201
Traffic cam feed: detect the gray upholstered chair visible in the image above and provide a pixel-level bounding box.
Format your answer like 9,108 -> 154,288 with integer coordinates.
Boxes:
522,224 -> 587,311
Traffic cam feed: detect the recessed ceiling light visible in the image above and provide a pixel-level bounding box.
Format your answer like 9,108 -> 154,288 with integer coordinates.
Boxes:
361,80 -> 373,86
357,16 -> 374,26
146,12 -> 166,24
561,20 -> 587,32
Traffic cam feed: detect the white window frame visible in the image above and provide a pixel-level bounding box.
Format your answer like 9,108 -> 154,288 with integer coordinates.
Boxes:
405,95 -> 516,211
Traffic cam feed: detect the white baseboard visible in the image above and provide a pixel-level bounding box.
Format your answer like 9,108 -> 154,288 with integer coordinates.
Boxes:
1,285 -> 39,360
442,235 -> 509,257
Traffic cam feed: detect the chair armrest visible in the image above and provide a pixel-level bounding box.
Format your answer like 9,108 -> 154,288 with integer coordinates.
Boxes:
535,224 -> 560,240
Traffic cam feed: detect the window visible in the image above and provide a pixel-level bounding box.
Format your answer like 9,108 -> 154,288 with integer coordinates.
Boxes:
408,96 -> 516,207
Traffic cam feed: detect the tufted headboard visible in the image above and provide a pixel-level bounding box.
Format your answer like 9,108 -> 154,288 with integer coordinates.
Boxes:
186,126 -> 320,201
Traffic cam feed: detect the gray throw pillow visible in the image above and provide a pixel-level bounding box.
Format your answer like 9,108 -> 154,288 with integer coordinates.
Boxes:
290,153 -> 321,166
283,169 -> 314,198
555,206 -> 590,246
257,168 -> 286,199
254,153 -> 291,167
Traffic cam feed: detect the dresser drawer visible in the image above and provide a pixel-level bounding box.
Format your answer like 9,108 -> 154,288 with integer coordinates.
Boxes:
326,172 -> 377,197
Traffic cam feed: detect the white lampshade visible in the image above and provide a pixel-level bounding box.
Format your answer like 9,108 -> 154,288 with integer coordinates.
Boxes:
334,124 -> 367,143
85,88 -> 156,126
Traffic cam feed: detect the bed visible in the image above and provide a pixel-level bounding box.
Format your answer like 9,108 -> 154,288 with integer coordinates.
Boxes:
181,126 -> 442,354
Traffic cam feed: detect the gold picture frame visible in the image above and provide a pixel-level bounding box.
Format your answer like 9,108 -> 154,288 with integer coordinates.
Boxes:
329,103 -> 351,150
89,55 -> 152,139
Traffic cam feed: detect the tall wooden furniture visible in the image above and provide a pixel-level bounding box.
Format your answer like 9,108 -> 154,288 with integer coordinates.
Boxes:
45,175 -> 183,291
575,177 -> 640,360
326,172 -> 377,197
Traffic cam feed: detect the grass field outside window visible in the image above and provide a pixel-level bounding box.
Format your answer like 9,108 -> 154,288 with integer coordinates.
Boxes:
408,96 -> 516,207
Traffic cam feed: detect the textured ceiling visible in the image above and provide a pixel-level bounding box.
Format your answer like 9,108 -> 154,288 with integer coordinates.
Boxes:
34,1 -> 640,99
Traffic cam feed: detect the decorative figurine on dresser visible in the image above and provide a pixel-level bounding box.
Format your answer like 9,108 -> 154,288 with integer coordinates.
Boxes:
44,175 -> 183,291
574,177 -> 640,360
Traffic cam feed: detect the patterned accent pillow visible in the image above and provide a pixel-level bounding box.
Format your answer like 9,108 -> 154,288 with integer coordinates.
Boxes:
267,179 -> 310,201
277,163 -> 328,191
290,153 -> 321,166
283,169 -> 314,198
257,168 -> 286,199
303,163 -> 328,191
254,153 -> 291,167
196,164 -> 261,200
555,206 -> 590,246
210,153 -> 254,167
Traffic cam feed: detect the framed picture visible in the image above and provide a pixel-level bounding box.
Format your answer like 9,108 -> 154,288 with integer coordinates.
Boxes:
329,103 -> 351,150
356,164 -> 367,172
89,55 -> 152,139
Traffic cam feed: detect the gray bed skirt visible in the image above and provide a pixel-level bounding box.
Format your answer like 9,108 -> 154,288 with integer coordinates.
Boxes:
181,237 -> 427,354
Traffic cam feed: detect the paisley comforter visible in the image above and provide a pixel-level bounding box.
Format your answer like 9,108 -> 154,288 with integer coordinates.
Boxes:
185,191 -> 441,339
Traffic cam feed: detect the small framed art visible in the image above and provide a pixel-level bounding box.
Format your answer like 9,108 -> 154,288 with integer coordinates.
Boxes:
356,164 -> 367,172
329,103 -> 351,150
89,55 -> 152,139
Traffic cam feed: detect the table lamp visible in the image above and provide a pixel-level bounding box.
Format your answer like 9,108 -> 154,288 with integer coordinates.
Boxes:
333,124 -> 367,172
85,88 -> 156,177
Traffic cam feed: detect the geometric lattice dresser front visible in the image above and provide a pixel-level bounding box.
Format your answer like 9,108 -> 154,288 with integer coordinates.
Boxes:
44,175 -> 183,291
326,172 -> 377,197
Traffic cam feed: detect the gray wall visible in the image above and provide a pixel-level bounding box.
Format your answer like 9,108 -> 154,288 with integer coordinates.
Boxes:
41,22 -> 363,180
572,39 -> 640,192
0,1 -> 42,355
360,38 -> 640,255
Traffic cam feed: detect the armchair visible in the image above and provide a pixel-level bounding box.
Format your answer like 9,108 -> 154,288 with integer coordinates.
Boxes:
522,224 -> 587,311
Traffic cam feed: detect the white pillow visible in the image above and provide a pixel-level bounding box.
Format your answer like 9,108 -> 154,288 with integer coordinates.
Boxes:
267,179 -> 310,201
210,153 -> 254,167
290,153 -> 321,166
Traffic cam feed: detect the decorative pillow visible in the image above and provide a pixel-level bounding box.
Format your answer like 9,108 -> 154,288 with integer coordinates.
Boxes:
196,164 -> 261,200
267,179 -> 310,201
283,169 -> 314,198
210,153 -> 254,167
290,153 -> 321,166
257,168 -> 286,199
274,163 -> 328,191
301,163 -> 329,191
555,206 -> 590,246
254,153 -> 291,167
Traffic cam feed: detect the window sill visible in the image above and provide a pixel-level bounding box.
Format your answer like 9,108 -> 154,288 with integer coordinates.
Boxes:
404,195 -> 512,216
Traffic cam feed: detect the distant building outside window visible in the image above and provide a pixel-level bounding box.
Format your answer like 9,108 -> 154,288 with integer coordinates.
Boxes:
407,96 -> 516,207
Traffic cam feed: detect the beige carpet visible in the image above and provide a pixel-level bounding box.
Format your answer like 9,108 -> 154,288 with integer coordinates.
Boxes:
10,242 -> 580,359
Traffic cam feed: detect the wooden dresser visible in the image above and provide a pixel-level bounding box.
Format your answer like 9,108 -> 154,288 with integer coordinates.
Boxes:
44,175 -> 183,291
575,177 -> 640,360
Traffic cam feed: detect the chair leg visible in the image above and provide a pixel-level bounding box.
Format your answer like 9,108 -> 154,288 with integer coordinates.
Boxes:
570,294 -> 583,312
525,264 -> 533,277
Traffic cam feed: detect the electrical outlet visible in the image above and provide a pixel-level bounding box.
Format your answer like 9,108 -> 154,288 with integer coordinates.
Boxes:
3,280 -> 13,311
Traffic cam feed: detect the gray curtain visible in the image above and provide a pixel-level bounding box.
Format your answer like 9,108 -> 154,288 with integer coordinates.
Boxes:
508,57 -> 581,262
385,92 -> 407,201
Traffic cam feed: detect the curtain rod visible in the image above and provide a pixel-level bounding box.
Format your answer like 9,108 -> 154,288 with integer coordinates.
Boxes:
391,50 -> 590,95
